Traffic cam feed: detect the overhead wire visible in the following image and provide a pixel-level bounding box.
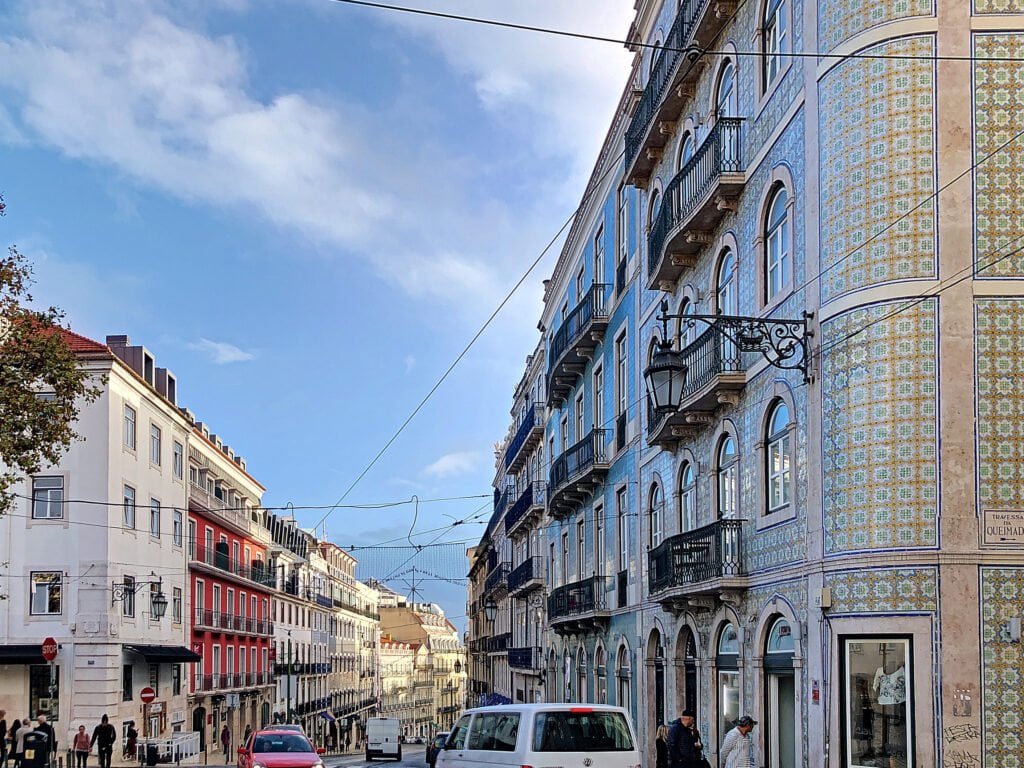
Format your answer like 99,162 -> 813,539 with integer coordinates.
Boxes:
328,0 -> 1024,63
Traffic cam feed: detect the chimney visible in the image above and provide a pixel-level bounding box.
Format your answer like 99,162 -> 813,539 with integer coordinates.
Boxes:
156,368 -> 178,405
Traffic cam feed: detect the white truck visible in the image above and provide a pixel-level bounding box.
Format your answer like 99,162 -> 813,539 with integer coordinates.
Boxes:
366,717 -> 402,761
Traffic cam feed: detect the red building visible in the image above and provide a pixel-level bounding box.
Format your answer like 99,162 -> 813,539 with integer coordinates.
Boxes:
186,425 -> 275,754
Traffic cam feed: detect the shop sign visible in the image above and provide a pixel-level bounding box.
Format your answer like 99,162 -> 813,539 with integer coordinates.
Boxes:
149,702 -> 164,714
983,509 -> 1024,545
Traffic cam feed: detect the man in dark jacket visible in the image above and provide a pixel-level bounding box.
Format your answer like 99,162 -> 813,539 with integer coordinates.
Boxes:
666,709 -> 702,768
34,715 -> 56,767
90,715 -> 117,768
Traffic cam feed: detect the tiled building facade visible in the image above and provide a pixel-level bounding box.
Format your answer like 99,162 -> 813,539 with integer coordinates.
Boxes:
468,1 -> 1024,766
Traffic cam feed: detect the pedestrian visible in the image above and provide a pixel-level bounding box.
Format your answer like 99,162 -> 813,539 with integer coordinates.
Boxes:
0,710 -> 8,768
124,722 -> 138,761
242,725 -> 252,750
90,715 -> 116,768
9,719 -> 20,768
34,714 -> 56,767
73,726 -> 91,768
14,719 -> 31,768
719,716 -> 756,768
655,725 -> 669,768
220,726 -> 230,757
666,709 -> 703,768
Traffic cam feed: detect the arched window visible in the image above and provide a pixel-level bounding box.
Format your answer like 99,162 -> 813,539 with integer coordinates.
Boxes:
765,185 -> 790,302
649,483 -> 664,548
576,646 -> 589,703
765,617 -> 796,765
649,189 -> 662,231
763,0 -> 788,88
677,131 -> 695,172
679,462 -> 697,532
715,59 -> 737,118
649,39 -> 662,79
716,623 -> 741,743
594,645 -> 607,704
717,435 -> 739,519
677,297 -> 696,347
616,646 -> 631,711
766,400 -> 792,512
717,249 -> 738,315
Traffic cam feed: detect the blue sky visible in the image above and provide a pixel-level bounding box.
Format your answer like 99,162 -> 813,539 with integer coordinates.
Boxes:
0,0 -> 633,625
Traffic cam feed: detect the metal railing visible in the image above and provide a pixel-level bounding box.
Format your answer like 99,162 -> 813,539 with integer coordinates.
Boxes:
508,646 -> 542,670
193,543 -> 275,587
548,575 -> 612,621
193,609 -> 273,635
550,429 -> 609,497
547,284 -> 609,375
486,633 -> 511,653
508,557 -> 542,592
647,519 -> 744,593
485,562 -> 510,594
625,0 -> 709,166
648,117 -> 744,279
194,671 -> 272,691
505,403 -> 545,470
504,482 -> 545,533
131,733 -> 201,764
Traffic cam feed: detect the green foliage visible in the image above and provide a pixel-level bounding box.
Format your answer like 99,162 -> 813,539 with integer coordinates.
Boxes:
0,195 -> 102,513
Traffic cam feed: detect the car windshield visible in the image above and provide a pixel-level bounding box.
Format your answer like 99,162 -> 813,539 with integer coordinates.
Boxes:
532,711 -> 635,752
253,735 -> 314,753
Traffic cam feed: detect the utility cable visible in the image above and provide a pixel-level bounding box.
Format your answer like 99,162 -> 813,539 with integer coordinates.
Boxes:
328,0 -> 1024,63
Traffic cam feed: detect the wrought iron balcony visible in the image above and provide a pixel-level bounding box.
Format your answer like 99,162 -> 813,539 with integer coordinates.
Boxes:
508,557 -> 545,595
505,403 -> 545,472
504,482 -> 547,537
486,633 -> 511,654
547,284 -> 609,406
192,544 -> 276,588
508,646 -> 543,672
647,519 -> 746,607
624,0 -> 738,184
549,429 -> 610,518
645,325 -> 745,447
548,575 -> 613,633
647,118 -> 744,291
494,484 -> 513,520
485,562 -> 510,596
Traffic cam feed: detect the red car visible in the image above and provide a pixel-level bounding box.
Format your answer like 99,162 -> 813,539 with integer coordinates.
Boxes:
237,729 -> 326,768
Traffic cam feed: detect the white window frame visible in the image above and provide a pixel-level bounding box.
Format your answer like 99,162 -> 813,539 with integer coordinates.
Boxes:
30,571 -> 62,615
763,0 -> 789,88
173,440 -> 184,479
615,333 -> 628,416
123,485 -> 136,529
649,484 -> 664,548
617,488 -> 628,572
765,186 -> 791,303
150,423 -> 162,466
150,499 -> 161,538
172,509 -> 183,547
32,476 -> 64,520
575,392 -> 586,442
593,365 -> 604,431
124,404 -> 137,450
173,587 -> 183,623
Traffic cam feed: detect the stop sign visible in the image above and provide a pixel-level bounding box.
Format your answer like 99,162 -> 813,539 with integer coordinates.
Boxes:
41,637 -> 58,662
140,687 -> 156,703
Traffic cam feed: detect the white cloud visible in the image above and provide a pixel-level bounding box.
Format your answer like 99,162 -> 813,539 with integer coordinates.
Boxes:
423,450 -> 484,478
404,355 -> 416,373
0,0 -> 631,313
188,338 -> 256,364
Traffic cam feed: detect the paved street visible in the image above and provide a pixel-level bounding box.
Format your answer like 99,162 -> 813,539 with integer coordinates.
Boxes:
200,745 -> 428,768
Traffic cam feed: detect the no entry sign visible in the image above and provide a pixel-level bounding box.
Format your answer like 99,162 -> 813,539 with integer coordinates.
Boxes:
140,687 -> 156,703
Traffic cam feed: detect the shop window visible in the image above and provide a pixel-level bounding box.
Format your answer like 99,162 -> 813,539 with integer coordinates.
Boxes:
843,638 -> 913,767
30,664 -> 58,721
764,618 -> 796,767
716,624 -> 740,743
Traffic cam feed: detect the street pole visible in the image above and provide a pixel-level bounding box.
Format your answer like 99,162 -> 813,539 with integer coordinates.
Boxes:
287,632 -> 292,723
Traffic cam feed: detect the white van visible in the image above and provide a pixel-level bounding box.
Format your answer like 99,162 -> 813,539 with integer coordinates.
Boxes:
366,717 -> 402,761
435,704 -> 640,768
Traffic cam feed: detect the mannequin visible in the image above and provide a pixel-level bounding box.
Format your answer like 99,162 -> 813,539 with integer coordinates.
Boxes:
872,662 -> 907,705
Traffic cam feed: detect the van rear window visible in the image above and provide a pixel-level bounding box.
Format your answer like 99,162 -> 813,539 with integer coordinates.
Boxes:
532,712 -> 635,752
467,712 -> 520,751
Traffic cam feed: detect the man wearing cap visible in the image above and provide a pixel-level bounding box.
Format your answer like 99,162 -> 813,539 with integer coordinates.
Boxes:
666,708 -> 703,768
720,716 -> 756,768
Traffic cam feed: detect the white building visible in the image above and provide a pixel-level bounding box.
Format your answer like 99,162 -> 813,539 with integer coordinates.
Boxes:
0,332 -> 198,751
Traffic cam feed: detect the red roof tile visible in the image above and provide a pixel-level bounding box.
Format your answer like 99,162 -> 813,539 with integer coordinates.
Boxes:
58,328 -> 109,355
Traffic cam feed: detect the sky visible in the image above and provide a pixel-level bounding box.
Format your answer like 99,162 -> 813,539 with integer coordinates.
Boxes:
0,0 -> 634,628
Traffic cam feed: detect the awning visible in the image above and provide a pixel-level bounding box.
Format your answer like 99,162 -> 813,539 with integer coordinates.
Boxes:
0,645 -> 47,664
319,712 -> 336,723
124,644 -> 201,663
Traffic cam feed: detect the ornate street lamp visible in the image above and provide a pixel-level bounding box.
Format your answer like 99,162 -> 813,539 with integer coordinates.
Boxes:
111,572 -> 168,620
643,300 -> 812,412
483,597 -> 498,623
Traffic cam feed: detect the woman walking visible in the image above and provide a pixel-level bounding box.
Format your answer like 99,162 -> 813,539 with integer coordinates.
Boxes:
655,725 -> 669,768
73,726 -> 91,768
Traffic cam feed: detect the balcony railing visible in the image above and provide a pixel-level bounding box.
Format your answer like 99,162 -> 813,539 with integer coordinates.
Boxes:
508,557 -> 544,594
646,324 -> 746,447
504,482 -> 546,536
647,519 -> 744,595
504,403 -> 545,472
486,633 -> 511,654
549,430 -> 609,516
648,118 -> 744,289
548,576 -> 612,625
194,671 -> 272,692
193,609 -> 274,636
485,562 -> 510,595
508,646 -> 543,671
193,544 -> 275,588
547,284 -> 609,405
